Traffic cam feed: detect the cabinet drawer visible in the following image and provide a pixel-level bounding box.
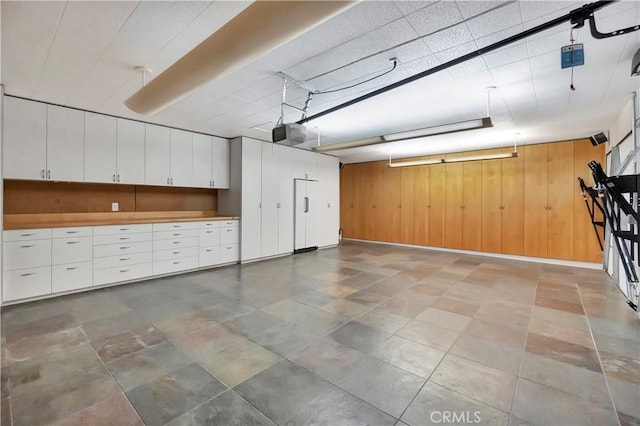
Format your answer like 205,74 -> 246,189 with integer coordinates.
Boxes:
220,220 -> 238,227
153,222 -> 199,232
52,262 -> 92,293
52,227 -> 92,238
94,232 -> 152,245
153,246 -> 198,262
3,240 -> 52,271
3,266 -> 52,302
199,246 -> 220,267
52,237 -> 92,265
93,262 -> 152,286
153,229 -> 198,240
153,237 -> 198,251
93,224 -> 152,236
4,228 -> 52,242
93,251 -> 153,269
220,244 -> 239,263
198,221 -> 221,229
153,257 -> 198,275
93,241 -> 152,258
220,227 -> 239,244
199,228 -> 220,246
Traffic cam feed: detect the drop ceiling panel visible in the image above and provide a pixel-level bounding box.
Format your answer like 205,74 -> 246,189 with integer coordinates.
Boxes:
422,23 -> 474,53
405,1 -> 464,37
465,2 -> 522,39
393,1 -> 437,17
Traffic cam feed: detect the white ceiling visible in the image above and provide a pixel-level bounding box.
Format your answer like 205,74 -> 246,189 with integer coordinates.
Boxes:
2,0 -> 639,163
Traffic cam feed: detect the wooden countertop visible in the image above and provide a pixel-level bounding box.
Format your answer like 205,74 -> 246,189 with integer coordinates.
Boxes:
3,211 -> 239,230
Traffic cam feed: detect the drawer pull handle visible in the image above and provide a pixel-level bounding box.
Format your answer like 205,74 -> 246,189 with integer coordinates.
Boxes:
206,231 -> 213,234
20,233 -> 36,237
66,231 -> 79,234
173,251 -> 182,254
120,257 -> 130,261
226,229 -> 232,232
20,244 -> 35,248
206,249 -> 213,252
226,246 -> 233,249
120,246 -> 130,250
120,269 -> 130,273
206,223 -> 213,226
173,233 -> 181,236
173,225 -> 181,228
120,228 -> 130,231
66,241 -> 80,245
20,272 -> 35,277
120,237 -> 130,240
66,267 -> 79,270
173,261 -> 181,265
173,241 -> 181,244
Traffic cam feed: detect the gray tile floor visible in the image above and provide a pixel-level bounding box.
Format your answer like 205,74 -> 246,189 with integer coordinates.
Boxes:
1,240 -> 639,425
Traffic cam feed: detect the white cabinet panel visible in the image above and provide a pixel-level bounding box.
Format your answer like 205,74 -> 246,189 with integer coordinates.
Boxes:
153,246 -> 198,261
52,237 -> 93,265
85,112 -> 117,183
47,105 -> 84,182
306,150 -> 318,181
52,262 -> 92,293
220,226 -> 239,245
277,145 -> 294,254
52,227 -> 92,238
170,129 -> 193,187
93,241 -> 153,257
241,139 -> 262,261
153,222 -> 199,231
3,240 -> 52,270
3,266 -> 51,301
94,224 -> 152,235
3,97 -> 47,180
94,263 -> 152,286
145,124 -> 171,185
212,137 -> 230,189
261,144 -> 279,258
4,228 -> 52,242
93,232 -> 152,245
199,246 -> 220,267
153,230 -> 198,240
153,257 -> 198,275
117,119 -> 146,184
220,244 -> 239,263
93,252 -> 152,269
192,133 -> 213,188
199,228 -> 220,246
294,148 -> 307,179
317,154 -> 340,247
153,237 -> 198,251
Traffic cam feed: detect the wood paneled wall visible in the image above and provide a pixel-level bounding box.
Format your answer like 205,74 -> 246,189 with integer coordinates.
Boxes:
4,181 -> 217,214
340,139 -> 604,262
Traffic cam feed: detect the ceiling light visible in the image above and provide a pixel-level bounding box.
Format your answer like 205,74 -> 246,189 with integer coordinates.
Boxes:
313,136 -> 385,153
384,117 -> 493,141
124,1 -> 356,115
443,152 -> 518,163
387,158 -> 444,168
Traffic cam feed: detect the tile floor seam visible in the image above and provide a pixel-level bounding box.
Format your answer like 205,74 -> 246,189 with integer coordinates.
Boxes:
157,386 -> 231,426
511,283 -> 536,416
76,325 -> 146,426
576,283 -> 623,426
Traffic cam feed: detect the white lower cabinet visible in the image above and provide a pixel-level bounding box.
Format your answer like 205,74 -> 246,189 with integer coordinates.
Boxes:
94,263 -> 153,287
52,262 -> 92,293
199,246 -> 220,267
153,257 -> 199,275
3,267 -> 52,302
220,244 -> 239,263
3,229 -> 53,302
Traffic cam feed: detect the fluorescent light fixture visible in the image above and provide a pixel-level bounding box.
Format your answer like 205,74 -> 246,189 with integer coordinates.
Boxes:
313,136 -> 384,153
384,117 -> 493,142
388,151 -> 518,168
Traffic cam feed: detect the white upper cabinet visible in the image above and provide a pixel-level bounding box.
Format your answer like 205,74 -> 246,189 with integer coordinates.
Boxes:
212,137 -> 230,189
260,143 -> 279,258
3,97 -> 47,180
317,154 -> 340,247
170,129 -> 193,187
293,149 -> 318,180
192,133 -> 213,188
241,138 -> 263,262
276,145 -> 294,254
145,124 -> 171,186
116,119 -> 146,185
46,105 -> 85,182
85,113 -> 117,183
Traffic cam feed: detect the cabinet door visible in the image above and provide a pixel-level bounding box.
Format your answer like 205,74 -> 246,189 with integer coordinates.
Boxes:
294,148 -> 307,179
361,162 -> 377,241
481,152 -> 502,253
400,167 -> 415,244
317,154 -> 339,247
374,162 -> 387,242
444,160 -> 463,249
241,139 -> 262,261
384,164 -> 402,243
350,165 -> 365,240
326,156 -> 340,246
414,162 -> 430,245
47,105 -> 85,182
170,129 -> 193,187
3,97 -> 47,180
523,144 -> 548,257
145,124 -> 171,186
192,133 -> 213,188
277,146 -> 295,253
547,141 -> 574,260
306,150 -> 318,180
261,143 -> 279,258
340,165 -> 355,239
462,159 -> 482,251
212,136 -> 230,188
502,148 -> 524,255
85,112 -> 117,183
117,119 -> 146,184
429,163 -> 446,247
573,139 -> 604,262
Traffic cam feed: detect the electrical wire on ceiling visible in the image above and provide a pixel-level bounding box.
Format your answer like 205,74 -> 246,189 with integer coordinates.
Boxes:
311,58 -> 397,95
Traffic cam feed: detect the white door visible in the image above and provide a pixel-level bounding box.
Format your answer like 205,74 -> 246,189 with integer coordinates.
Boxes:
294,180 -> 307,251
85,112 -> 117,183
212,136 -> 230,189
294,148 -> 307,179
306,150 -> 318,180
145,124 -> 171,186
170,129 -> 193,187
305,180 -> 320,249
261,144 -> 279,258
47,105 -> 84,182
277,145 -> 294,254
241,139 -> 263,261
192,133 -> 213,188
3,97 -> 47,180
116,119 -> 146,184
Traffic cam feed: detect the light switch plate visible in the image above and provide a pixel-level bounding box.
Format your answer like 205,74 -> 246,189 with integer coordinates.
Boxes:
111,202 -> 119,212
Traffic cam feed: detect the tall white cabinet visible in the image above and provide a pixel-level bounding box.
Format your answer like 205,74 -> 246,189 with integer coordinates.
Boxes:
219,137 -> 339,263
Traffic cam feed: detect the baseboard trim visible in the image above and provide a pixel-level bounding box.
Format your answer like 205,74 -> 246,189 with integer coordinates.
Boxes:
343,238 -> 603,270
